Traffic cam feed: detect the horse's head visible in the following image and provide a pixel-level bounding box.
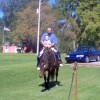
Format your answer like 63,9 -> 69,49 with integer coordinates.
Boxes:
39,48 -> 55,78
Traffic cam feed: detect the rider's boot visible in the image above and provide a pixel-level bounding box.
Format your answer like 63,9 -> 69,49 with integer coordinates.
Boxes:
55,52 -> 63,67
37,57 -> 40,70
59,61 -> 63,67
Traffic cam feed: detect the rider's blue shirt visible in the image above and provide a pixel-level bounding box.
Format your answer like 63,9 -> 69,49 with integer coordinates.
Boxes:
40,32 -> 57,50
41,32 -> 57,45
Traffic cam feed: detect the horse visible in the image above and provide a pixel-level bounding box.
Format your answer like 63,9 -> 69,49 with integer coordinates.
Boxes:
39,48 -> 60,90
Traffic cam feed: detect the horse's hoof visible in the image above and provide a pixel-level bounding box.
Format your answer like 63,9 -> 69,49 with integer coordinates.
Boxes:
41,89 -> 49,92
46,89 -> 49,92
56,84 -> 58,87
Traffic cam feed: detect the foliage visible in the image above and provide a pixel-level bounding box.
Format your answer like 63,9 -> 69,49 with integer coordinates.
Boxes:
57,31 -> 73,53
0,0 -> 55,44
0,0 -> 32,28
0,29 -> 2,44
0,0 -> 100,52
52,0 -> 80,52
12,0 -> 38,43
41,2 -> 57,32
13,1 -> 57,44
0,0 -> 33,45
53,0 -> 100,51
76,0 -> 100,48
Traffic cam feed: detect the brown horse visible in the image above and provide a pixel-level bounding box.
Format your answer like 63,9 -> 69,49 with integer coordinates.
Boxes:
39,48 -> 60,90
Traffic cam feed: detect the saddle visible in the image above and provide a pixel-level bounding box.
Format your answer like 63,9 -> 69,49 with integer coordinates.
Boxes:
39,48 -> 57,69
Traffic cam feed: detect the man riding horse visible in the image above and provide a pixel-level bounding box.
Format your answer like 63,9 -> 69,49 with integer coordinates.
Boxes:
37,27 -> 63,70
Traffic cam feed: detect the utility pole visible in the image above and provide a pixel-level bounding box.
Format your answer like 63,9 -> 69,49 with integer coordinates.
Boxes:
2,27 -> 4,45
37,0 -> 41,56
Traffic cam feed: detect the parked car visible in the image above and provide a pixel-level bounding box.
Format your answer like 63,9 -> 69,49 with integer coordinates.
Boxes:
65,46 -> 100,63
16,43 -> 22,53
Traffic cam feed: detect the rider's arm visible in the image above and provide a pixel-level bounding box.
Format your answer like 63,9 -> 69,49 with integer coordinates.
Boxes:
41,33 -> 48,48
49,43 -> 55,48
41,41 -> 47,48
49,34 -> 57,48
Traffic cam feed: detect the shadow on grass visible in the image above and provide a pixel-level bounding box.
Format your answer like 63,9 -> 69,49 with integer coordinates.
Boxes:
39,81 -> 62,92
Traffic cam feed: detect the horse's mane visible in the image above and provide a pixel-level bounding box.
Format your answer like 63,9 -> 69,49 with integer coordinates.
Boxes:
41,48 -> 55,64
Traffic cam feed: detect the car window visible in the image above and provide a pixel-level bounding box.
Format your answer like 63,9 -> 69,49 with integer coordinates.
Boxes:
78,47 -> 89,52
89,47 -> 96,52
73,48 -> 78,52
73,47 -> 97,52
73,47 -> 89,52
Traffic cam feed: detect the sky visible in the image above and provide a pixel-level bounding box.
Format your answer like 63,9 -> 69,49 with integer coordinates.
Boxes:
48,0 -> 56,4
0,10 -> 4,18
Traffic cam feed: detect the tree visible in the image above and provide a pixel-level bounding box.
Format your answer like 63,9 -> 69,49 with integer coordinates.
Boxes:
52,0 -> 100,51
0,0 -> 33,45
12,1 -> 57,44
51,0 -> 80,52
76,0 -> 100,48
0,0 -> 32,26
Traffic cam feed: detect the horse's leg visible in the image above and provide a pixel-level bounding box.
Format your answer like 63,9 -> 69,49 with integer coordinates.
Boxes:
47,71 -> 50,90
44,74 -> 47,90
55,67 -> 59,86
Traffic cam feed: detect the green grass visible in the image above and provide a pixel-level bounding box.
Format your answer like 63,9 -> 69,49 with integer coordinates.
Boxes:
0,53 -> 100,100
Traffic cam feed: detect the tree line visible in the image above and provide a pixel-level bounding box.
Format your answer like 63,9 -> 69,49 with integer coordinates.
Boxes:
0,0 -> 100,53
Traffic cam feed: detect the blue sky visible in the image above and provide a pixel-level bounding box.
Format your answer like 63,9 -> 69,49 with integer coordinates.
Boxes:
48,0 -> 55,4
0,10 -> 4,18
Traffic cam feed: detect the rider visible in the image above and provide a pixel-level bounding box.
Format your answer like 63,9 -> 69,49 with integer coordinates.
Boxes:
39,35 -> 57,57
37,27 -> 63,70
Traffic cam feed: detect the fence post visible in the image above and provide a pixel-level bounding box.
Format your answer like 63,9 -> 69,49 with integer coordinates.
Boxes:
67,62 -> 78,100
73,62 -> 78,100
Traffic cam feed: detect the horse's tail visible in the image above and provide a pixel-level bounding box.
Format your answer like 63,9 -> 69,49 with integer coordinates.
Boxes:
50,69 -> 55,81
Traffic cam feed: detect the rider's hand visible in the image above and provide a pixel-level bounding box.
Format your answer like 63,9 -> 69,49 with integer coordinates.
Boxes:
47,45 -> 51,48
44,45 -> 48,48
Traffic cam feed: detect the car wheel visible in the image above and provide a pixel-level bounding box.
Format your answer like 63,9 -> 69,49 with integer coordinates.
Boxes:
96,55 -> 100,62
66,60 -> 71,63
85,56 -> 90,63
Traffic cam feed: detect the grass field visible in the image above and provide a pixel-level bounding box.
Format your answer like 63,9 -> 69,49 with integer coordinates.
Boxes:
0,53 -> 100,100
